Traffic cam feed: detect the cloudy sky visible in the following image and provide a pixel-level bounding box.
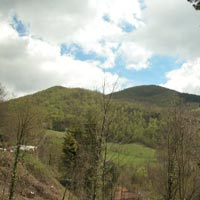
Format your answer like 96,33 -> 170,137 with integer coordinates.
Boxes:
0,0 -> 200,97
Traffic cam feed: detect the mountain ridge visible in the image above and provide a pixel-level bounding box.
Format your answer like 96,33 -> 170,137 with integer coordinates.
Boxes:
11,84 -> 200,103
110,85 -> 200,106
7,84 -> 200,145
10,84 -> 200,108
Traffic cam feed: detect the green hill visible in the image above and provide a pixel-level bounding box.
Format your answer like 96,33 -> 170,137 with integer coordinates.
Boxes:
10,85 -> 200,122
9,86 -> 102,130
3,85 -> 200,200
7,85 -> 200,146
111,85 -> 200,106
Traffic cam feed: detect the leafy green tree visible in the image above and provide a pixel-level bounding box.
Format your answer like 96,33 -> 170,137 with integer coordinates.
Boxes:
61,132 -> 79,200
61,125 -> 99,200
144,118 -> 161,147
62,133 -> 79,178
188,0 -> 200,10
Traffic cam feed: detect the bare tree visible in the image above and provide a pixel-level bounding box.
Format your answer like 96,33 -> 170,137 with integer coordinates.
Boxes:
156,106 -> 200,200
7,102 -> 43,200
100,78 -> 119,200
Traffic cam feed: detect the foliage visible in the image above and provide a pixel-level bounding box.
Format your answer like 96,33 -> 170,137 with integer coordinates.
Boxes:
188,0 -> 200,10
154,106 -> 200,200
37,130 -> 65,169
62,132 -> 79,177
108,104 -> 162,146
10,85 -> 199,148
3,102 -> 44,200
23,153 -> 52,182
111,85 -> 200,107
3,85 -> 200,199
102,161 -> 120,198
9,86 -> 102,130
8,86 -> 165,147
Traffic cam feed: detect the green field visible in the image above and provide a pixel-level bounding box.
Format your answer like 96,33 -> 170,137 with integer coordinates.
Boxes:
44,130 -> 156,167
45,129 -> 65,137
107,143 -> 156,166
45,129 -> 65,145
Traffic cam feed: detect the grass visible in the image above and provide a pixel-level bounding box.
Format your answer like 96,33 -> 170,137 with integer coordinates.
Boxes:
107,143 -> 156,166
44,130 -> 156,167
45,129 -> 65,146
23,153 -> 52,181
45,129 -> 65,138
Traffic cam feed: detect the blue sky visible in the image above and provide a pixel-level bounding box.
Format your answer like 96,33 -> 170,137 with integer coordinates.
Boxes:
0,0 -> 200,96
11,14 -> 29,37
107,55 -> 183,85
60,42 -> 178,86
60,41 -> 183,86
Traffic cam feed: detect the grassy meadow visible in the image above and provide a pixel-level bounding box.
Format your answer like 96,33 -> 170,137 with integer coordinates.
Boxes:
107,143 -> 156,166
44,130 -> 156,167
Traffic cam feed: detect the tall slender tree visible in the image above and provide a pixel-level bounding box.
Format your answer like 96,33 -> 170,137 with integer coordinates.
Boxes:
7,102 -> 43,200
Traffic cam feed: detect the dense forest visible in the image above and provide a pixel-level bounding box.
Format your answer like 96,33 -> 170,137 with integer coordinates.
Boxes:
1,84 -> 200,200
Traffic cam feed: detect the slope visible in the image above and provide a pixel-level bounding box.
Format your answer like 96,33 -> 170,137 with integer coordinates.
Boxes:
9,86 -> 102,130
0,151 -> 77,200
111,85 -> 200,107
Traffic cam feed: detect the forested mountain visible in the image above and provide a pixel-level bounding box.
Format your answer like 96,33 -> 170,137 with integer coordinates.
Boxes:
9,86 -> 102,130
111,85 -> 200,106
8,85 -> 200,146
11,85 -> 200,115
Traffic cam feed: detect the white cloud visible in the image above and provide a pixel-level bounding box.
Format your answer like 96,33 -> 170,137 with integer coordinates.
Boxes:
0,0 -> 142,43
0,21 -> 130,97
0,0 -> 96,43
132,0 -> 200,60
129,0 -> 200,95
97,0 -> 143,27
162,59 -> 200,95
3,0 -> 200,96
118,42 -> 152,70
0,0 -> 146,71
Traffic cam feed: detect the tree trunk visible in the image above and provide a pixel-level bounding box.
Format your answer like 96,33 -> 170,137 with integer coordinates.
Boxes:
8,144 -> 21,200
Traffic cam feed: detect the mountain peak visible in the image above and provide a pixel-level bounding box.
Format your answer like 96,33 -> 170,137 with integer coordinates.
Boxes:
111,85 -> 200,106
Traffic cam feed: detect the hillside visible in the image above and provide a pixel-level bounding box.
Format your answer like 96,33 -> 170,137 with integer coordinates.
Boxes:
8,84 -> 200,145
3,85 -> 200,199
9,86 -> 102,130
0,151 -> 76,200
111,85 -> 200,106
10,85 -> 200,119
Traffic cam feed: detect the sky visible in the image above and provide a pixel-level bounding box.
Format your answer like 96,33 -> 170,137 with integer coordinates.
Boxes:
0,0 -> 200,97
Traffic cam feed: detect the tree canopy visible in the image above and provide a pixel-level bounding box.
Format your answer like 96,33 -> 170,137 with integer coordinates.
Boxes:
188,0 -> 200,10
